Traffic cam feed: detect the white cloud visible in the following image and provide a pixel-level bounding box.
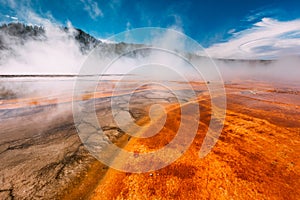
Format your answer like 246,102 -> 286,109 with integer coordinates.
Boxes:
1,0 -> 17,8
206,18 -> 300,59
0,0 -> 61,27
80,0 -> 103,20
3,14 -> 18,21
109,0 -> 122,11
1,0 -> 32,10
227,29 -> 235,34
126,21 -> 131,30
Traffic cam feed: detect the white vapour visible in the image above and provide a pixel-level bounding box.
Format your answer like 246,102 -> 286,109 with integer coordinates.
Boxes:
0,22 -> 85,75
1,13 -> 300,102
0,12 -> 91,100
214,57 -> 300,83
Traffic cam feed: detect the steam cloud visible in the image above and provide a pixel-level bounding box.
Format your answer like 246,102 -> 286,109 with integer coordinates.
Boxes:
0,22 -> 85,74
0,14 -> 300,101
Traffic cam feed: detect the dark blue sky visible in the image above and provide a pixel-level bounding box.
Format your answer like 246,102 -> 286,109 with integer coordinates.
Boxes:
0,0 -> 299,46
1,0 -> 300,58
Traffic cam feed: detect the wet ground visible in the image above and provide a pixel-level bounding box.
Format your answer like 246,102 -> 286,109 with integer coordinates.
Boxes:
90,80 -> 300,200
0,79 -> 299,199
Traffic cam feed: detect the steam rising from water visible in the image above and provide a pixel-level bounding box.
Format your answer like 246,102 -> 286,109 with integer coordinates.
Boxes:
0,22 -> 84,75
0,17 -> 300,100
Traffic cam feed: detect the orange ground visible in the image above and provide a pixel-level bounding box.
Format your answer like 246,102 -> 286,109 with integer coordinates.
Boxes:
88,82 -> 300,200
2,81 -> 298,199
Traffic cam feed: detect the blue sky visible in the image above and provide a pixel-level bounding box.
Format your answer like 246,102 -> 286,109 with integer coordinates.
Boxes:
1,0 -> 300,59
